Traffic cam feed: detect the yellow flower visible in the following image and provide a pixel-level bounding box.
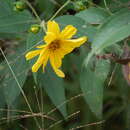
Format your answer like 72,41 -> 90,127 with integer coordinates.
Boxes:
25,21 -> 87,78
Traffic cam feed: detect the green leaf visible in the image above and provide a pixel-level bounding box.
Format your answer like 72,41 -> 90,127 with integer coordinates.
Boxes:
92,8 -> 130,54
27,31 -> 44,49
84,8 -> 130,66
0,0 -> 15,16
80,58 -> 110,119
55,15 -> 85,29
1,43 -> 28,106
0,32 -> 26,39
37,66 -> 67,118
0,0 -> 35,33
76,7 -> 109,24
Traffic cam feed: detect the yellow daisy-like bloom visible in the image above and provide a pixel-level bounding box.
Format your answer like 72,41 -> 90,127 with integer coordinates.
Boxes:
25,21 -> 87,78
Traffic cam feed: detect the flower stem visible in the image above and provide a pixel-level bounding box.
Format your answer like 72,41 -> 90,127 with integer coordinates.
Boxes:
103,0 -> 112,15
22,0 -> 46,32
49,0 -> 71,21
41,20 -> 47,33
86,0 -> 113,15
22,0 -> 41,22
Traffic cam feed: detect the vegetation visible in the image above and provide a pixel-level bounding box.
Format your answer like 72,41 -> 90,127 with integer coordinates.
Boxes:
0,0 -> 130,129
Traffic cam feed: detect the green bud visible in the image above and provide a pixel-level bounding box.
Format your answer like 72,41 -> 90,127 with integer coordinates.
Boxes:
14,1 -> 26,11
74,1 -> 86,11
30,24 -> 41,34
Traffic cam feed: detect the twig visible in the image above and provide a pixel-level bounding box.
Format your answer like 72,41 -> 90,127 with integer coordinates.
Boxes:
70,120 -> 105,130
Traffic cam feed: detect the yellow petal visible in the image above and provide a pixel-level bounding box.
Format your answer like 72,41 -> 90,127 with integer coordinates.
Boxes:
44,32 -> 57,44
42,51 -> 50,72
36,44 -> 47,48
32,49 -> 48,72
47,21 -> 60,36
50,54 -> 65,78
51,51 -> 62,68
60,25 -> 77,39
56,49 -> 65,59
54,69 -> 65,78
64,36 -> 87,47
60,36 -> 87,54
25,50 -> 41,60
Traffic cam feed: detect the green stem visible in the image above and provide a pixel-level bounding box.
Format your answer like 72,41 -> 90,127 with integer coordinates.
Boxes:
23,0 -> 41,22
49,0 -> 71,21
41,0 -> 71,32
103,0 -> 112,15
40,20 -> 47,33
22,0 -> 47,33
86,0 -> 113,15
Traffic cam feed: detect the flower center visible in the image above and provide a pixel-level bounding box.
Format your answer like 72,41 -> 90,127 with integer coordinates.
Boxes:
49,40 -> 60,51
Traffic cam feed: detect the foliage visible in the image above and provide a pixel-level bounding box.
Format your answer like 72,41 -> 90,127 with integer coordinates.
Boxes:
0,0 -> 130,130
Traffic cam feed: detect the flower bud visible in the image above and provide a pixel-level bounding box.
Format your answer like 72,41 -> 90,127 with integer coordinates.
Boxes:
14,1 -> 26,11
74,1 -> 86,11
30,24 -> 41,34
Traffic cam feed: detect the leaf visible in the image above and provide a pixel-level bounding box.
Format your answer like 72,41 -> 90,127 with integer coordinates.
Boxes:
85,8 -> 130,66
55,15 -> 85,29
76,7 -> 109,24
0,32 -> 26,39
80,58 -> 110,119
27,31 -> 44,49
92,8 -> 130,53
55,15 -> 97,42
113,64 -> 130,129
0,0 -> 15,16
1,43 -> 28,106
0,0 -> 35,33
37,66 -> 67,118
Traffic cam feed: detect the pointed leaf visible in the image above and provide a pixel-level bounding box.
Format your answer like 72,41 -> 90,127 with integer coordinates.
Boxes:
92,8 -> 130,54
76,7 -> 109,24
80,58 -> 110,119
0,0 -> 35,33
85,8 -> 130,66
37,66 -> 67,118
1,43 -> 28,106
